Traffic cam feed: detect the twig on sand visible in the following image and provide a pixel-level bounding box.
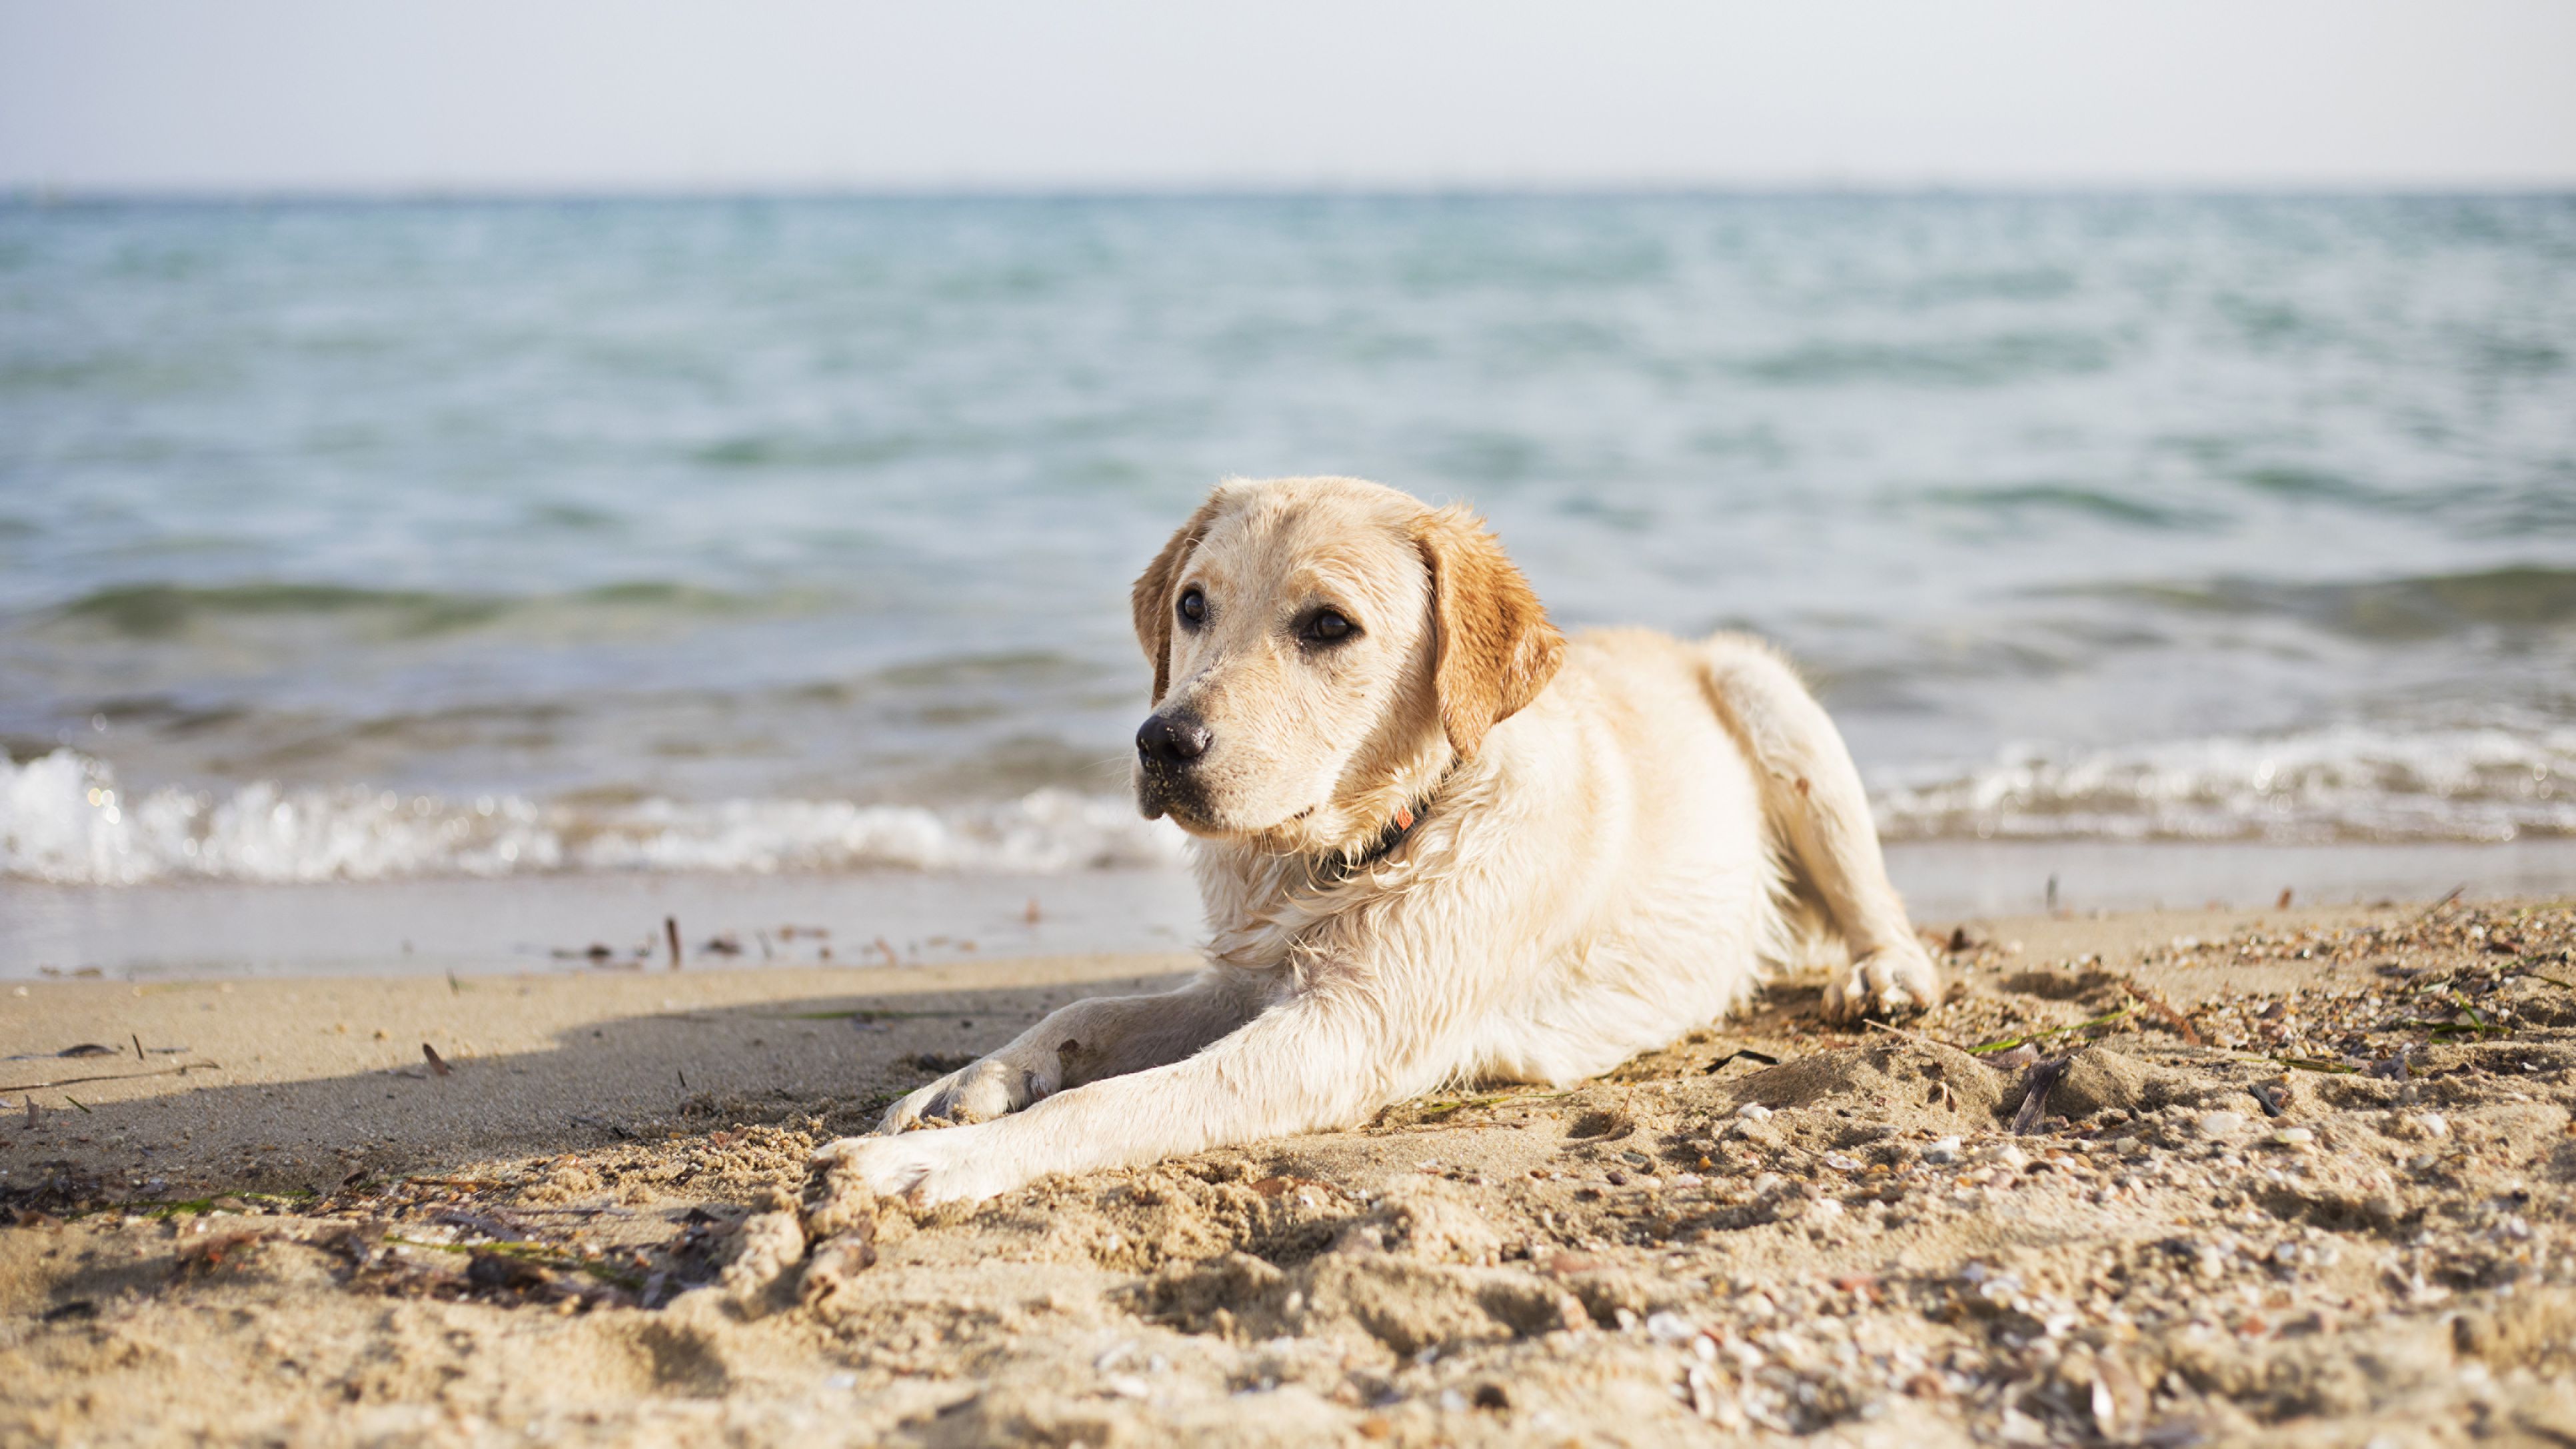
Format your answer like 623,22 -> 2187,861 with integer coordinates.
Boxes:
0,1060 -> 223,1093
2120,980 -> 2203,1046
1860,1018 -> 1949,1050
1418,1094 -> 1506,1120
383,1235 -> 645,1290
1423,1082 -> 1592,1120
433,1207 -> 530,1241
1969,1004 -> 2137,1056
2375,993 -> 2513,1039
2413,886 -> 2467,924
774,1008 -> 962,1023
1702,1048 -> 1782,1074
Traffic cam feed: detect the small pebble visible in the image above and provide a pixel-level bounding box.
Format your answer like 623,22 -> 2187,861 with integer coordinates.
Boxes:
2196,1110 -> 2247,1138
2269,1126 -> 2316,1147
1644,1310 -> 1698,1344
1736,1102 -> 1774,1121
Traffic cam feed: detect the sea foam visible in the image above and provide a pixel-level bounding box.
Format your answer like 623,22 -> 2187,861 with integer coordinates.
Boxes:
0,750 -> 1185,886
7,725 -> 2572,886
1873,724 -> 2576,844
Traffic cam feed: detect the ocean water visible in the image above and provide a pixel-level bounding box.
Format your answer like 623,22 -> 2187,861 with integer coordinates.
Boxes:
4,194 -> 2575,888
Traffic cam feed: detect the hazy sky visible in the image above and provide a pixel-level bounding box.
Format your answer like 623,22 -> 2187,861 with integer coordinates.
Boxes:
4,1 -> 2572,192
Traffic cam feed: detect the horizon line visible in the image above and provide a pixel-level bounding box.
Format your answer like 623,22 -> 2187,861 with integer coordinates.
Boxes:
10,179 -> 2576,206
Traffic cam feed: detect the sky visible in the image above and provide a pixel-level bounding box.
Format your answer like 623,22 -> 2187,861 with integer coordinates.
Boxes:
3,0 -> 2573,193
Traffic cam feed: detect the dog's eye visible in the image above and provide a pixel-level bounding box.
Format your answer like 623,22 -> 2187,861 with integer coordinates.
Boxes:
1177,588 -> 1207,628
1301,609 -> 1356,645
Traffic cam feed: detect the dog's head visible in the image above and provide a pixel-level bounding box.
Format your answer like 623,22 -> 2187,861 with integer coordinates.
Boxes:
1128,477 -> 1564,855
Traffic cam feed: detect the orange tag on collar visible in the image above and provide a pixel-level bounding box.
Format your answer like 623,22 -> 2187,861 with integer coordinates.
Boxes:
1392,805 -> 1415,830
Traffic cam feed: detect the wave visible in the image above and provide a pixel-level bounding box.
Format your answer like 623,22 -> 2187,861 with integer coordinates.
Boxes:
2082,566 -> 2576,641
9,724 -> 2573,885
0,750 -> 1184,886
1738,330 -> 2113,388
1874,725 -> 2576,844
39,580 -> 789,641
1924,482 -> 2217,531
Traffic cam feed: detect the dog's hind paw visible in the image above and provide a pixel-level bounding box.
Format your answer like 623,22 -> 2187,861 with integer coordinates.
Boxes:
878,1054 -> 1053,1133
1822,942 -> 1941,1023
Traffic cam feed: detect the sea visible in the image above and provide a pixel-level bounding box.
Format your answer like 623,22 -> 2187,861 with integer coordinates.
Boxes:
3,194 -> 2573,972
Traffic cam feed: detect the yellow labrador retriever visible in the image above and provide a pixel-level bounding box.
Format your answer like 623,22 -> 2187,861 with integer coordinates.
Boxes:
817,476 -> 1938,1204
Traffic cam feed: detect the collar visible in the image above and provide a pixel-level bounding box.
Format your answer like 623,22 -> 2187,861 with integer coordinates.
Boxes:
1333,765 -> 1454,878
1350,800 -> 1422,871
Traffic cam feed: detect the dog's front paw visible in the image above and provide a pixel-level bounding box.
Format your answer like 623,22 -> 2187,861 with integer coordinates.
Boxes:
880,1054 -> 1054,1132
1823,942 -> 1941,1022
812,1126 -> 1022,1206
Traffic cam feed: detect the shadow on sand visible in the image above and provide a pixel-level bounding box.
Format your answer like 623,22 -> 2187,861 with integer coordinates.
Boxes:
1,966 -> 1197,1213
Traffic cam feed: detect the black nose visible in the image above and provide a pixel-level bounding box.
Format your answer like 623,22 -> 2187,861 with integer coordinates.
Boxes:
1136,711 -> 1212,767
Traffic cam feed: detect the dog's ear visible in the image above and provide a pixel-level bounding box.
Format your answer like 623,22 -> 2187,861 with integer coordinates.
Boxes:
1131,490 -> 1228,705
1413,505 -> 1565,758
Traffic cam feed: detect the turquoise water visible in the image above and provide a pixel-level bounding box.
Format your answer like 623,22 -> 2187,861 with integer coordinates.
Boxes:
4,194 -> 2574,882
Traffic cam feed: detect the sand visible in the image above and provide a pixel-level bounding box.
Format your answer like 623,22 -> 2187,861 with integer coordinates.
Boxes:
5,896 -> 2575,1446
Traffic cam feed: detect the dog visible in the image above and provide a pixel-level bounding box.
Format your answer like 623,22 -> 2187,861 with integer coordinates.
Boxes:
816,476 -> 1939,1204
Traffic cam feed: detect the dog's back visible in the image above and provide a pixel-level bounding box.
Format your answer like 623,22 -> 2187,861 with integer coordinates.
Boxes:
1442,627 -> 1824,1086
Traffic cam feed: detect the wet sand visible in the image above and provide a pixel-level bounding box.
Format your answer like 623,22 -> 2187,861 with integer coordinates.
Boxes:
12,839 -> 2576,982
5,897 -> 2575,1445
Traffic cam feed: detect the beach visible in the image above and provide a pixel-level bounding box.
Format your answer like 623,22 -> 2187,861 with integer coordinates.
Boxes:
6,894 -> 2573,1446
4,192 -> 2573,1446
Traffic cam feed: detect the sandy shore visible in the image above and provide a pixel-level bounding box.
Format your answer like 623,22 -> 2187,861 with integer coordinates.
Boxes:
14,838 -> 2576,982
5,897 -> 2575,1446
